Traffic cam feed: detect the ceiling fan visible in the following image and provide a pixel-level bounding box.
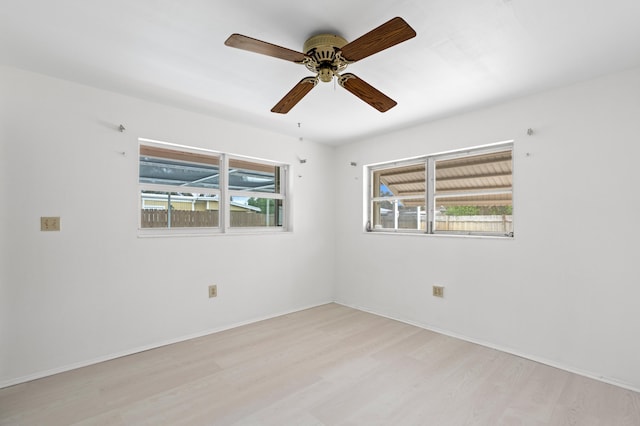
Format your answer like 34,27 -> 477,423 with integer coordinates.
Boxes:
224,17 -> 416,114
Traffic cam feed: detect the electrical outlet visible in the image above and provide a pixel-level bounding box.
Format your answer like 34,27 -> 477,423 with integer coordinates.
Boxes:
41,216 -> 60,231
433,285 -> 444,298
208,285 -> 217,298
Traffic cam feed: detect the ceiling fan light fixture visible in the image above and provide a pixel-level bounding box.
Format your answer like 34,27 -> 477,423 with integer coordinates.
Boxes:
302,34 -> 350,81
225,17 -> 416,113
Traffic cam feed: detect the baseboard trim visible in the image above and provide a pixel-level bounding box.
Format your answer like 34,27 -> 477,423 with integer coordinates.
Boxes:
336,301 -> 640,394
0,301 -> 333,389
5,300 -> 638,393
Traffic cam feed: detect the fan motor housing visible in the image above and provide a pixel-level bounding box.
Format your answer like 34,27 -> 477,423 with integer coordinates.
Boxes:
303,34 -> 348,55
303,34 -> 349,82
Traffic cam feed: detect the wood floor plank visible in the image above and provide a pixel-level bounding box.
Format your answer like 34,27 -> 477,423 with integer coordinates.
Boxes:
1,303 -> 638,425
496,363 -> 571,425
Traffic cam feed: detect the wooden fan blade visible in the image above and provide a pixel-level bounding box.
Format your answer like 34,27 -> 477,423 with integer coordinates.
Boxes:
338,73 -> 397,112
271,77 -> 318,114
339,17 -> 416,62
225,34 -> 307,63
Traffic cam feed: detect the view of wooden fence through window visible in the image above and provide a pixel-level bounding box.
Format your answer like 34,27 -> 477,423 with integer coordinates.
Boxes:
141,210 -> 276,228
379,213 -> 512,233
435,214 -> 512,233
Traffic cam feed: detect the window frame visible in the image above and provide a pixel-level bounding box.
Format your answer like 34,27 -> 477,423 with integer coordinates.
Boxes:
138,139 -> 290,236
370,159 -> 427,233
366,141 -> 514,238
225,154 -> 287,231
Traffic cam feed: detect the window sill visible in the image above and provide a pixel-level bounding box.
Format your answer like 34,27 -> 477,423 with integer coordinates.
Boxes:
138,227 -> 291,238
363,230 -> 514,240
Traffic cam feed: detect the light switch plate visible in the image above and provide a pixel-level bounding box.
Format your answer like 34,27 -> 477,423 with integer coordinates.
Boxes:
208,285 -> 217,298
41,216 -> 60,231
433,285 -> 444,298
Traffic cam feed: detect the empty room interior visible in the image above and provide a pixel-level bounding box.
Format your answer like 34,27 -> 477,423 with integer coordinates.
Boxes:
2,0 -> 640,424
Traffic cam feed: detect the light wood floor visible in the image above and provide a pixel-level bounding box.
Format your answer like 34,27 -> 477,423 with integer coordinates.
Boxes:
1,303 -> 639,425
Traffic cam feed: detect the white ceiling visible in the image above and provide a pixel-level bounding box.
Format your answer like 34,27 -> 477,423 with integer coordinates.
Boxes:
2,0 -> 640,145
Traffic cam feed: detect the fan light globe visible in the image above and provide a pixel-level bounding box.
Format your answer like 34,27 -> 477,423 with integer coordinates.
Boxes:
318,68 -> 333,82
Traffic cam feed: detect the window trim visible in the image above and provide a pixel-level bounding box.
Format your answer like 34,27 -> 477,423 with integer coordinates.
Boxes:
366,141 -> 514,238
138,139 -> 290,236
369,159 -> 427,234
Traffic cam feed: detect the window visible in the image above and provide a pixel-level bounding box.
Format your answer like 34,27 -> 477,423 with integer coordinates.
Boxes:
372,162 -> 427,231
227,157 -> 285,228
139,140 -> 288,234
367,143 -> 513,237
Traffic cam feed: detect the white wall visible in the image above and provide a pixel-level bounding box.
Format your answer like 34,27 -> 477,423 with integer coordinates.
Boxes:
0,66 -> 336,387
334,67 -> 640,391
3,65 -> 640,392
